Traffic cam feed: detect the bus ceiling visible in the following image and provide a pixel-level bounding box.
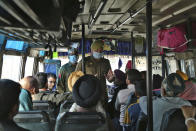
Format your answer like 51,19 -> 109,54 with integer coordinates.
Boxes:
0,0 -> 195,47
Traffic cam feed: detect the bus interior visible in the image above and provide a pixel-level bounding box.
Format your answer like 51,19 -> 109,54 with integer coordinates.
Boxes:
0,0 -> 196,131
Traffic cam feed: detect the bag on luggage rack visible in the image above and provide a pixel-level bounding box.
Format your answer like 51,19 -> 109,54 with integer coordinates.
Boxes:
157,25 -> 187,52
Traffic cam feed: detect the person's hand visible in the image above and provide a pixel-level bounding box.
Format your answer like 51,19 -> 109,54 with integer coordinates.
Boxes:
105,69 -> 114,82
181,106 -> 196,119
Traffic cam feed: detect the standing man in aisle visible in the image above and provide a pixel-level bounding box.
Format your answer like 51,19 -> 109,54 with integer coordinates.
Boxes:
75,40 -> 113,107
57,48 -> 79,93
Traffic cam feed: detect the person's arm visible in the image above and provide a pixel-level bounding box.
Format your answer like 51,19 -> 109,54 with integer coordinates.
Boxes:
105,60 -> 114,82
115,93 -> 121,111
181,106 -> 196,131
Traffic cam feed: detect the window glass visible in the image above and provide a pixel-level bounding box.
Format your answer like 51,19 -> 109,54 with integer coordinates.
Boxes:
38,62 -> 44,72
24,57 -> 34,77
1,55 -> 22,82
166,58 -> 178,75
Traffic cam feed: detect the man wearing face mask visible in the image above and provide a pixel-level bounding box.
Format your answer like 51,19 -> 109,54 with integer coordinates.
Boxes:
57,48 -> 79,93
75,40 -> 112,107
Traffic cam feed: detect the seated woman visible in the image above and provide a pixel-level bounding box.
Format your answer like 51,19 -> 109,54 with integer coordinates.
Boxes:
124,80 -> 146,131
47,73 -> 57,91
0,79 -> 28,131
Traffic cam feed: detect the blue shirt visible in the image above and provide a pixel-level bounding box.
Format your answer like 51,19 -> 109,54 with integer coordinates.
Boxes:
19,88 -> 33,111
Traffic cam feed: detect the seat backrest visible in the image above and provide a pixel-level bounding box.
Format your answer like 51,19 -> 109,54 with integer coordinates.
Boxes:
14,111 -> 52,131
160,108 -> 187,131
55,112 -> 108,131
136,111 -> 148,131
59,99 -> 74,113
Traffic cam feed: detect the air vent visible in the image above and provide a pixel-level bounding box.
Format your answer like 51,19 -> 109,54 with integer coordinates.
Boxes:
100,21 -> 109,24
108,8 -> 121,12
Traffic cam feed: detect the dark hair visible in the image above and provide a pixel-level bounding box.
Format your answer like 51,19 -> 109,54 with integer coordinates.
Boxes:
141,71 -> 146,80
126,69 -> 142,84
35,72 -> 47,89
47,73 -> 56,79
153,74 -> 163,89
135,80 -> 147,96
0,79 -> 21,120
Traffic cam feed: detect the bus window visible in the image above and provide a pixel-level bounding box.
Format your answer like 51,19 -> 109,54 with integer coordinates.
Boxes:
166,58 -> 178,75
135,56 -> 147,71
1,55 -> 22,82
38,62 -> 44,72
24,57 -> 34,77
186,59 -> 195,78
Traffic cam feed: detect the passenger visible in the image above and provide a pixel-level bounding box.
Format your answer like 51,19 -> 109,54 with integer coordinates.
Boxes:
69,74 -> 106,117
35,72 -> 48,92
19,76 -> 39,111
75,40 -> 112,108
67,71 -> 84,92
115,69 -> 142,130
0,79 -> 28,131
57,48 -> 79,93
47,73 -> 57,91
181,106 -> 196,131
69,74 -> 115,131
33,72 -> 72,106
176,70 -> 189,81
108,69 -> 127,119
139,73 -> 192,131
124,80 -> 146,131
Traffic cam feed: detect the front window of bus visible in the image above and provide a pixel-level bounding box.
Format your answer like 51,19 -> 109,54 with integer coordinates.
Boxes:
1,55 -> 22,82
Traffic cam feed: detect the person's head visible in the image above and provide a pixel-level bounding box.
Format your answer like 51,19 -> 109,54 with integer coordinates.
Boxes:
35,72 -> 48,91
153,74 -> 164,89
72,75 -> 101,108
68,48 -> 79,64
0,79 -> 21,121
134,80 -> 147,97
47,73 -> 56,91
161,73 -> 185,97
20,76 -> 39,94
141,71 -> 146,80
126,69 -> 142,85
68,71 -> 84,92
176,70 -> 189,81
91,40 -> 104,59
114,69 -> 126,86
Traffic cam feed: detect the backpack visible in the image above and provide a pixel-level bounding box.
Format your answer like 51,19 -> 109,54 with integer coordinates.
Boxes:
157,25 -> 187,52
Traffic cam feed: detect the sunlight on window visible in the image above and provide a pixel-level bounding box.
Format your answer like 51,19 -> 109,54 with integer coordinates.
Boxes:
1,55 -> 22,82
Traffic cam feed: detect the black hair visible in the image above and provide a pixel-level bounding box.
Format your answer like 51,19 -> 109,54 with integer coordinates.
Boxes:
47,73 -> 56,79
141,71 -> 146,80
0,79 -> 21,120
126,69 -> 142,84
134,80 -> 147,97
35,72 -> 47,89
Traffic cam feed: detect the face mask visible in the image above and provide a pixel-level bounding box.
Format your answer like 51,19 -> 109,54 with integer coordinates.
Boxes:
93,52 -> 103,59
69,55 -> 77,64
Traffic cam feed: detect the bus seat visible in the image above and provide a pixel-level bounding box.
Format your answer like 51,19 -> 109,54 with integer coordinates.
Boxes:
33,100 -> 54,111
14,111 -> 52,131
44,59 -> 61,76
136,111 -> 148,131
55,112 -> 108,131
160,108 -> 188,131
59,99 -> 74,113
